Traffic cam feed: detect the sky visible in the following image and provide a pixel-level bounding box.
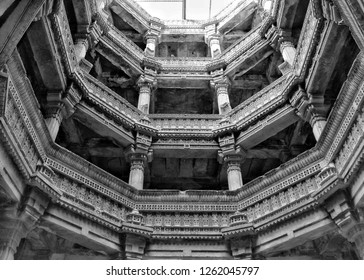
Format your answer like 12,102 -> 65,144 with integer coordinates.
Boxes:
134,0 -> 236,21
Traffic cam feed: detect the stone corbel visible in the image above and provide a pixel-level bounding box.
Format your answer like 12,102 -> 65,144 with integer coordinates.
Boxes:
0,187 -> 50,259
121,209 -> 153,259
62,83 -> 82,118
44,91 -> 66,141
290,88 -> 328,141
221,211 -> 254,259
325,191 -> 364,259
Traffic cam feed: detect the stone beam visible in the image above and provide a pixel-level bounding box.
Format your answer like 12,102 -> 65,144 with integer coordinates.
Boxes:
73,103 -> 134,147
96,42 -> 143,78
0,0 -> 45,67
306,22 -> 350,95
217,1 -> 257,35
333,0 -> 364,49
276,0 -> 301,30
227,46 -> 274,79
237,105 -> 299,150
41,205 -> 121,255
156,74 -> 210,89
71,0 -> 92,34
110,1 -> 149,34
254,209 -> 336,256
0,129 -> 27,202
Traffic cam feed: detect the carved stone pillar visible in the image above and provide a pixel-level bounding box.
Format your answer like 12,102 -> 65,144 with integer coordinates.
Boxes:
45,91 -> 65,141
128,154 -> 146,190
307,105 -> 327,141
145,36 -> 158,57
136,73 -> 156,114
0,188 -> 49,259
211,76 -> 231,115
279,41 -> 296,67
144,22 -> 161,57
205,24 -> 221,58
227,157 -> 243,191
218,134 -> 245,191
208,35 -> 222,58
137,83 -> 152,114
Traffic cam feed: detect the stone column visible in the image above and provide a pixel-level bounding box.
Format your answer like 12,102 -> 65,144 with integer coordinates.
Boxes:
45,91 -> 65,141
136,73 -> 156,114
212,77 -> 232,115
137,83 -> 152,114
226,157 -> 243,191
279,41 -> 296,67
308,105 -> 327,141
208,35 -> 222,58
144,35 -> 158,57
218,134 -> 244,191
205,24 -> 221,58
128,154 -> 146,190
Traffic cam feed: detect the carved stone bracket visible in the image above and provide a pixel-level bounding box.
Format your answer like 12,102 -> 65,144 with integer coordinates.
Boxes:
121,209 -> 153,259
0,187 -> 50,259
290,88 -> 328,141
325,191 -> 364,259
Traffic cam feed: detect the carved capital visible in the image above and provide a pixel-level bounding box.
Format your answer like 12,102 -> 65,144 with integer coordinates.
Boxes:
45,91 -> 65,121
325,192 -> 364,258
230,238 -> 253,259
136,71 -> 157,91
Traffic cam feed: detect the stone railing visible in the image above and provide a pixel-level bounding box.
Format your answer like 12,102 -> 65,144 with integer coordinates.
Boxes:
222,24 -> 262,62
114,0 -> 150,30
155,57 -> 211,72
217,0 -> 256,31
150,114 -> 220,132
228,74 -> 288,128
105,22 -> 145,61
80,71 -> 143,126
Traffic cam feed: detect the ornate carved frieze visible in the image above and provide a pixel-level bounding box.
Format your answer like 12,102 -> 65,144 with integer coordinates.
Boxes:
0,0 -> 46,68
324,53 -> 364,163
293,2 -> 324,79
335,109 -> 364,180
49,0 -> 77,76
45,157 -> 136,209
1,73 -> 44,178
79,71 -> 142,127
56,174 -> 127,227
